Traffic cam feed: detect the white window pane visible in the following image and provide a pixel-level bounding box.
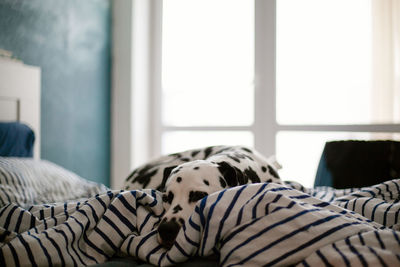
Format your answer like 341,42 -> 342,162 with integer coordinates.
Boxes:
162,87 -> 253,126
162,0 -> 254,126
162,131 -> 254,155
277,0 -> 373,125
276,131 -> 400,188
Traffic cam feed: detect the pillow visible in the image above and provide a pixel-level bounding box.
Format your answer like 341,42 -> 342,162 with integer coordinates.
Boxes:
0,122 -> 35,157
0,157 -> 109,208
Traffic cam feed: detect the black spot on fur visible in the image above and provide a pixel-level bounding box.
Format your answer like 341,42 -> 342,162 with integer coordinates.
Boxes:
136,163 -> 156,176
245,155 -> 255,161
203,179 -> 209,186
173,205 -> 182,214
189,191 -> 208,203
132,169 -> 158,188
163,191 -> 174,204
157,165 -> 178,191
194,166 -> 200,170
204,146 -> 214,159
178,218 -> 185,225
232,152 -> 254,162
241,147 -> 253,153
181,157 -> 191,162
165,166 -> 178,178
267,165 -> 280,179
219,176 -> 227,188
235,166 -> 248,184
191,150 -> 201,157
171,167 -> 182,175
218,161 -> 239,187
228,155 -> 241,163
262,166 -> 267,172
177,177 -> 182,183
128,161 -> 165,186
214,147 -> 232,154
125,168 -> 138,183
244,166 -> 260,183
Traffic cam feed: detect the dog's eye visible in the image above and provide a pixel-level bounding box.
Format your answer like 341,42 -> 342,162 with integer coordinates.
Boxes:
162,194 -> 169,203
188,191 -> 208,203
162,191 -> 174,204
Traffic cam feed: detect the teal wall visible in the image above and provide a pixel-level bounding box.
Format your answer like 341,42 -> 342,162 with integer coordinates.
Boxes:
0,0 -> 111,186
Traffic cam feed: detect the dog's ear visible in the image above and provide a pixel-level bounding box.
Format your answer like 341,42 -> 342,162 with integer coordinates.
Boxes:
157,165 -> 178,191
217,161 -> 241,187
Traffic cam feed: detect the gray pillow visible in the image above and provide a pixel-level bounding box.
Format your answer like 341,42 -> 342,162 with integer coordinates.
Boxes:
0,157 -> 109,208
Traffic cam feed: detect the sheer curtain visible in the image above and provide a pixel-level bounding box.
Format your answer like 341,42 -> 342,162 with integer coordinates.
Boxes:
372,0 -> 400,123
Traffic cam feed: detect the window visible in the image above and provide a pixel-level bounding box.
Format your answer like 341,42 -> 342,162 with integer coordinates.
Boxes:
160,0 -> 255,152
155,0 -> 399,187
277,0 -> 373,125
275,0 -> 400,186
112,0 -> 400,189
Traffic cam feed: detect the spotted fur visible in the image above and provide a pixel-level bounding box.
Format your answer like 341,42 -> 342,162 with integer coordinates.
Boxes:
124,145 -> 282,248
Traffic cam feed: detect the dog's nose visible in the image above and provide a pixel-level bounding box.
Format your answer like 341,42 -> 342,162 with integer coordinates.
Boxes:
157,219 -> 181,248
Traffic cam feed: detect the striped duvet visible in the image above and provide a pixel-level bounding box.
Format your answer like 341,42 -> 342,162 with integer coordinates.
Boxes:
0,178 -> 399,266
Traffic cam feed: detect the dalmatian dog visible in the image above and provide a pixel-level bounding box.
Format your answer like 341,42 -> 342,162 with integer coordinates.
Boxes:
124,145 -> 282,248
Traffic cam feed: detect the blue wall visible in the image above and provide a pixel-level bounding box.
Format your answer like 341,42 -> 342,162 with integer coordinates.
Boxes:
0,0 -> 111,186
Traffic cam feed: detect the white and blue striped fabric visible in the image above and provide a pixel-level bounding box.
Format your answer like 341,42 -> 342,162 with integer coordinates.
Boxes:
0,157 -> 109,208
0,178 -> 399,266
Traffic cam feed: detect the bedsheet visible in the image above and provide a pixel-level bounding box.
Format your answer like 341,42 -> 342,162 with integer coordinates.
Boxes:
0,180 -> 399,266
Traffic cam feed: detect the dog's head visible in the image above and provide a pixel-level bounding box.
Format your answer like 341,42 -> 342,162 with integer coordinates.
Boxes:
157,160 -> 229,248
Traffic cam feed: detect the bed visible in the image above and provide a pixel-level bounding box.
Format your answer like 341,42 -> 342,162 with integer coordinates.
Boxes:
1,61 -> 400,266
0,150 -> 399,267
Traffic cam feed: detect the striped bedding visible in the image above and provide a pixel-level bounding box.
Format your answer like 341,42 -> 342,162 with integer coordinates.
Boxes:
0,176 -> 399,266
0,158 -> 108,207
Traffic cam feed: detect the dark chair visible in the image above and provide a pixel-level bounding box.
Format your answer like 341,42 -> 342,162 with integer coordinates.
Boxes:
314,140 -> 400,188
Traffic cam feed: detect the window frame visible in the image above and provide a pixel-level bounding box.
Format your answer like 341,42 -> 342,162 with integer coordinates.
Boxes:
155,0 -> 400,154
111,0 -> 400,189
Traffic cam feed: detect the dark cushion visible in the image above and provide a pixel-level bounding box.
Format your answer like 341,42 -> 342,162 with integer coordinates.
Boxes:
315,140 -> 400,189
0,122 -> 35,157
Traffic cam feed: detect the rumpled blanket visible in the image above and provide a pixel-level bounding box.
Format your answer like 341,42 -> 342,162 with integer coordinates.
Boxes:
0,180 -> 399,266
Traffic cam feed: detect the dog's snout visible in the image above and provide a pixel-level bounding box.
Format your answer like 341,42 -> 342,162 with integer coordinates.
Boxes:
158,219 -> 181,248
